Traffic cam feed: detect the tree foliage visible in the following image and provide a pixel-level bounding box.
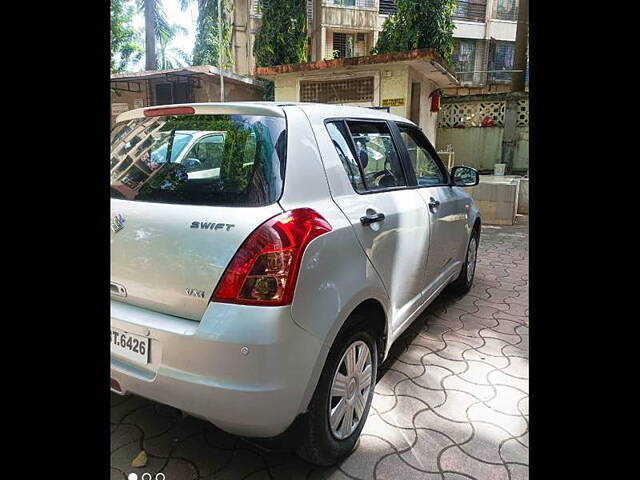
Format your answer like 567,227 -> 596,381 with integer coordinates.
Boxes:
111,0 -> 143,73
192,0 -> 234,69
157,23 -> 191,69
254,0 -> 307,67
372,0 -> 457,63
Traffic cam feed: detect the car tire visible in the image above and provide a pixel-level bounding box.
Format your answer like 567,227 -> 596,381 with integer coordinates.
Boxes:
449,228 -> 479,294
297,322 -> 378,466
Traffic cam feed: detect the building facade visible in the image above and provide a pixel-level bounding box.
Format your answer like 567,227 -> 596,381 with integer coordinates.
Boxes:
228,1 -> 524,95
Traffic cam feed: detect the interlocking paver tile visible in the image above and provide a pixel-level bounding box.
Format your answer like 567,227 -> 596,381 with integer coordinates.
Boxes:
461,422 -> 514,464
110,467 -> 126,480
462,347 -> 511,369
410,364 -> 451,390
443,330 -> 487,349
467,402 -> 528,439
171,434 -> 235,477
376,453 -> 442,479
395,377 -> 447,408
431,390 -> 481,423
498,356 -> 529,379
483,384 -> 528,416
339,435 -> 397,478
443,374 -> 496,402
440,445 -> 510,480
506,462 -> 529,480
413,409 -> 473,444
375,394 -> 432,428
111,224 -> 529,479
111,423 -> 143,452
399,428 -> 455,471
500,437 -> 529,464
422,353 -> 468,374
361,414 -> 417,451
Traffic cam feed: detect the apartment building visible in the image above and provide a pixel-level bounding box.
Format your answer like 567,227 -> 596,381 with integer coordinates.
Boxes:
449,0 -> 525,94
229,0 -> 524,93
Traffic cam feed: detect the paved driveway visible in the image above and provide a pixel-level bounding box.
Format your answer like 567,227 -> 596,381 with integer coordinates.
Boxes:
111,223 -> 529,480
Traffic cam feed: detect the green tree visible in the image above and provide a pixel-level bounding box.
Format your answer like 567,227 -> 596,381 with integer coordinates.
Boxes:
137,0 -> 172,70
157,23 -> 191,69
192,0 -> 234,69
253,0 -> 307,67
111,0 -> 143,73
372,0 -> 457,63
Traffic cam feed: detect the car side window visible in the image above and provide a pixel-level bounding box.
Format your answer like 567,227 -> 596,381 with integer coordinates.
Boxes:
397,125 -> 447,186
346,121 -> 407,191
182,134 -> 225,171
326,121 -> 366,192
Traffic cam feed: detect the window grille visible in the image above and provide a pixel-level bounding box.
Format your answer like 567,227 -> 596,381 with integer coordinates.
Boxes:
452,39 -> 477,84
453,1 -> 487,22
325,0 -> 375,8
494,0 -> 518,21
333,32 -> 355,58
379,0 -> 396,15
300,76 -> 374,104
488,41 -> 515,83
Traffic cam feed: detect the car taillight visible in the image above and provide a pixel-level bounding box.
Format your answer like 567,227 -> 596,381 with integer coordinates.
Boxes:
211,208 -> 332,306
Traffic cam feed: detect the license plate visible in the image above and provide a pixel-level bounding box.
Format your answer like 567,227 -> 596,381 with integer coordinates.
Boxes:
111,327 -> 149,365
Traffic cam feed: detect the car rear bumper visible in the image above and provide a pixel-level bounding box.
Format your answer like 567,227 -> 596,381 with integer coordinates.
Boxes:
110,300 -> 323,437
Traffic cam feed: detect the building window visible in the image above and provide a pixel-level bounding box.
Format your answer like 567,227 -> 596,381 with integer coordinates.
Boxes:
488,41 -> 515,83
154,82 -> 191,105
494,0 -> 518,21
452,39 -> 477,84
379,0 -> 396,15
326,0 -> 375,8
453,0 -> 487,22
332,32 -> 366,58
300,76 -> 374,104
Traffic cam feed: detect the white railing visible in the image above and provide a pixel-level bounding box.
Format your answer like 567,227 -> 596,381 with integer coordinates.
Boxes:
324,0 -> 376,9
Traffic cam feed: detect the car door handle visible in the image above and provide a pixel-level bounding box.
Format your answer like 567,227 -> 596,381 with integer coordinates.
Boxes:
428,197 -> 440,211
360,212 -> 386,225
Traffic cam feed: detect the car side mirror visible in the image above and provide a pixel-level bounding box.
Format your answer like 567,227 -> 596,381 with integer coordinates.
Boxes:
451,166 -> 479,187
183,158 -> 201,170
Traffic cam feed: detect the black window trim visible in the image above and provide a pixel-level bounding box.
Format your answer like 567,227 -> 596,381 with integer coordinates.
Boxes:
323,117 -> 414,195
393,121 -> 452,188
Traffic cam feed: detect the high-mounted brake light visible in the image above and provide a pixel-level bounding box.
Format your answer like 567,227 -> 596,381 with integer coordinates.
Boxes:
211,208 -> 332,306
143,106 -> 195,117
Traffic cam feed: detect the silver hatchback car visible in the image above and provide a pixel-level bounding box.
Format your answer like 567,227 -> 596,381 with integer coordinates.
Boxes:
110,102 -> 480,465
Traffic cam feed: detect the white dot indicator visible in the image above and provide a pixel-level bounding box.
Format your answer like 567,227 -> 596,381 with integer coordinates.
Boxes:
127,474 -> 138,480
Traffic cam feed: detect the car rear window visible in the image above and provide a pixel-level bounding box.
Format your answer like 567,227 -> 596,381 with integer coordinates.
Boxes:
110,114 -> 286,207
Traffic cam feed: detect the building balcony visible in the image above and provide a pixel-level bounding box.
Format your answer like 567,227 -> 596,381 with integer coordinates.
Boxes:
321,0 -> 379,30
323,0 -> 377,10
452,0 -> 487,23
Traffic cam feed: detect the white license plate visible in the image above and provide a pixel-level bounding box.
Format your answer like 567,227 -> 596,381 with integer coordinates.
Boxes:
111,327 -> 149,365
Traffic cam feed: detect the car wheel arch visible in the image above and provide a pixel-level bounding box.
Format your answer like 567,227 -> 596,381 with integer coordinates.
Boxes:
297,295 -> 390,415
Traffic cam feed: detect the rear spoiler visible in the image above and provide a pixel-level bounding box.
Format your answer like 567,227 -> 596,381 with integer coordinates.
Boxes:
116,102 -> 286,124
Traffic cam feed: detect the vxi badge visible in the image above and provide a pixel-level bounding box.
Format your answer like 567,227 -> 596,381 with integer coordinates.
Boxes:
111,213 -> 126,233
186,288 -> 206,298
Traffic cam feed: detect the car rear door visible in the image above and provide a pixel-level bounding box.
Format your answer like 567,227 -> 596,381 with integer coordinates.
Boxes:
394,122 -> 468,290
324,119 -> 431,329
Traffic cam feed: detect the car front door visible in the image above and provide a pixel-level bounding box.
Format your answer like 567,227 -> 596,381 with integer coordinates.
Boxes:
394,123 -> 469,293
325,120 -> 432,329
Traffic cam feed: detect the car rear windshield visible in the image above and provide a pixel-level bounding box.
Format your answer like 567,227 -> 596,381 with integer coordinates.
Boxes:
110,114 -> 286,207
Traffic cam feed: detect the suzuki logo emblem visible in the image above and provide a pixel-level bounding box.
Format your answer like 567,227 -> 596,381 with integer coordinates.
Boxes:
111,213 -> 126,233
